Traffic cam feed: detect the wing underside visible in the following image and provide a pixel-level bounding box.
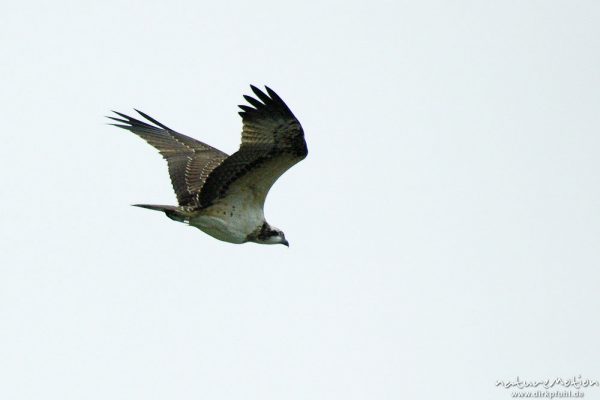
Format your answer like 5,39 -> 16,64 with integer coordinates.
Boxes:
198,86 -> 307,208
109,85 -> 306,210
108,110 -> 228,206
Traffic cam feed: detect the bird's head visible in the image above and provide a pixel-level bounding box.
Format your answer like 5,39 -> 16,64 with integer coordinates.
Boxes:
253,223 -> 289,247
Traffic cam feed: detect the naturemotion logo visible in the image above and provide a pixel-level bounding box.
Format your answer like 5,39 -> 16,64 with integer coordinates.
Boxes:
496,375 -> 599,398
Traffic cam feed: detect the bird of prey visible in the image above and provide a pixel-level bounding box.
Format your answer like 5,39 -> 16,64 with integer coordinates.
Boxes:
109,85 -> 307,247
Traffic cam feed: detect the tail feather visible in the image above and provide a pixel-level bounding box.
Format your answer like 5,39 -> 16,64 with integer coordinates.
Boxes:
133,204 -> 189,223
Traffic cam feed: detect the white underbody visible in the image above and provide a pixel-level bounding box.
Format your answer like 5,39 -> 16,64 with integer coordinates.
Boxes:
185,155 -> 295,244
188,188 -> 265,244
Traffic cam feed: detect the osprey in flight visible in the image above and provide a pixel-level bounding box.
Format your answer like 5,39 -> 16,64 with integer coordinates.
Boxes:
109,85 -> 307,246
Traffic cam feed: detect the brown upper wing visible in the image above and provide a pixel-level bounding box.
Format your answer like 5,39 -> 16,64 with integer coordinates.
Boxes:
109,110 -> 228,206
197,86 -> 307,208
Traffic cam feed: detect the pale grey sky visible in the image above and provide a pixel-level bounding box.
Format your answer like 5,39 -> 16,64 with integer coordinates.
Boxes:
1,1 -> 599,399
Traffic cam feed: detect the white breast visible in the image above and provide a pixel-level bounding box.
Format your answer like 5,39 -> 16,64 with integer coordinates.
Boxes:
189,189 -> 265,244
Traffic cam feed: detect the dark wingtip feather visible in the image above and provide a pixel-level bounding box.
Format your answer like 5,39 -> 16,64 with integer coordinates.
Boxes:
264,86 -> 276,97
111,110 -> 132,120
106,116 -> 129,124
249,85 -> 272,104
238,85 -> 298,121
265,86 -> 284,104
243,95 -> 264,109
108,123 -> 133,130
134,109 -> 173,131
238,105 -> 257,114
108,109 -> 175,134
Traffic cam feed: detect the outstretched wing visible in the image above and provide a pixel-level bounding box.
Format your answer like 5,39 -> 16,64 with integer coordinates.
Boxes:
108,110 -> 228,206
198,85 -> 307,208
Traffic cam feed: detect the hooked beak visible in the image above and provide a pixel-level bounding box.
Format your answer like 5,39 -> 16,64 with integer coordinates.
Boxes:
281,239 -> 289,247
